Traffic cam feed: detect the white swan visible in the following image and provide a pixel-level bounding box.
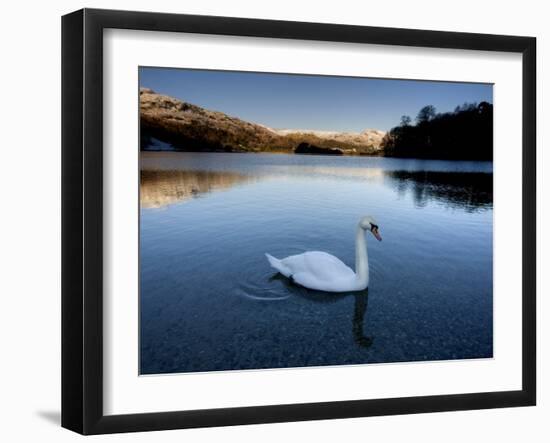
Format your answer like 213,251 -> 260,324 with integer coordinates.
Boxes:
266,216 -> 382,292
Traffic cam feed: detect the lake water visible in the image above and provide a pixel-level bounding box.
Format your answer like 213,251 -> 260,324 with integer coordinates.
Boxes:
140,152 -> 493,375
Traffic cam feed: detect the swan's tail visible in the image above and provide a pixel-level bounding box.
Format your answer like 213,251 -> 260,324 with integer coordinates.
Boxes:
265,253 -> 291,277
265,253 -> 281,269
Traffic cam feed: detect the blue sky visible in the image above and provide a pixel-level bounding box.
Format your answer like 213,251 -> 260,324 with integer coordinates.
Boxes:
140,67 -> 493,132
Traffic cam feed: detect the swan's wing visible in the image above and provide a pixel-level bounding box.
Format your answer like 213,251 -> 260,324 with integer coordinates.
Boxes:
281,251 -> 355,282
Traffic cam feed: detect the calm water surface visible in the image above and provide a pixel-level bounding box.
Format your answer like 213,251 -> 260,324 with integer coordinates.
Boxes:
140,152 -> 493,374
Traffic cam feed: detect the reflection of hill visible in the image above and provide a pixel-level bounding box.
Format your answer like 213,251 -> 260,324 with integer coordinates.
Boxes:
140,170 -> 253,208
386,171 -> 493,210
266,166 -> 386,182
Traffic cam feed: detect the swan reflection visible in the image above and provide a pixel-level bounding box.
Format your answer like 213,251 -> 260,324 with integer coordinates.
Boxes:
269,274 -> 373,348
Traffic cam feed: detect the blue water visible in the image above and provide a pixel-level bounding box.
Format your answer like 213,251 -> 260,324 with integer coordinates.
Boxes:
140,152 -> 493,375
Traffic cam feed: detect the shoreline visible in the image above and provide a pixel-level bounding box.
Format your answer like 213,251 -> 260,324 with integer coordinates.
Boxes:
140,148 -> 494,162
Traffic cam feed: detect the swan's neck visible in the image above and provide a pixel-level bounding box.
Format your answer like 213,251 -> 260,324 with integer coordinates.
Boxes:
355,225 -> 369,286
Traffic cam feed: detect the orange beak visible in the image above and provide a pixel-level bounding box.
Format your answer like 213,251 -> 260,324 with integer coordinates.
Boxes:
372,227 -> 382,242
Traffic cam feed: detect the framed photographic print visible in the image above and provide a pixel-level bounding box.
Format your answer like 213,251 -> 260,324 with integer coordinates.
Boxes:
61,8 -> 536,435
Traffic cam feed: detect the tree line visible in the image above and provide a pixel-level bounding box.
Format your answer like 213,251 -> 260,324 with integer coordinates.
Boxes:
382,102 -> 493,160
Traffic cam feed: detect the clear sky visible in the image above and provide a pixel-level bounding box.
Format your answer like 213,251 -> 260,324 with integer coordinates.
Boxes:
139,67 -> 493,132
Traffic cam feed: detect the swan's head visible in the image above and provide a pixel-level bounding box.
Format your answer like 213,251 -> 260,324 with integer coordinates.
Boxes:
359,216 -> 382,241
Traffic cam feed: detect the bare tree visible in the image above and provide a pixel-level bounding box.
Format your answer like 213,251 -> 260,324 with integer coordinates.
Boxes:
416,105 -> 436,124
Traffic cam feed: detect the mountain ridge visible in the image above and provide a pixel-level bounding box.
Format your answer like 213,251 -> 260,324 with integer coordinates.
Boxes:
140,88 -> 386,155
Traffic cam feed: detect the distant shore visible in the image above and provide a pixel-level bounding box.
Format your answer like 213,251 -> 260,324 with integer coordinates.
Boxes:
140,88 -> 493,161
141,138 -> 382,157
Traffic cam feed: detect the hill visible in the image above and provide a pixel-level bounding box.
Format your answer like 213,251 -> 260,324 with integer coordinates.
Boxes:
140,88 -> 385,155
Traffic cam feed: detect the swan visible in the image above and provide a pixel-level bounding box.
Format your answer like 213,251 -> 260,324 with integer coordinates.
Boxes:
265,216 -> 382,292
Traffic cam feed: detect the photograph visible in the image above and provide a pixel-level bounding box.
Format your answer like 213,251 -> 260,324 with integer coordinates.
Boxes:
138,67 -> 494,375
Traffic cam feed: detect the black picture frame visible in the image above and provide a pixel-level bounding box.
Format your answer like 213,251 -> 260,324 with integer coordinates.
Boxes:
62,8 -> 536,435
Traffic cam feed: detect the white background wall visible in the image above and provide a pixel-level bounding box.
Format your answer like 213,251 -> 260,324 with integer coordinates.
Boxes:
0,0 -> 547,441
